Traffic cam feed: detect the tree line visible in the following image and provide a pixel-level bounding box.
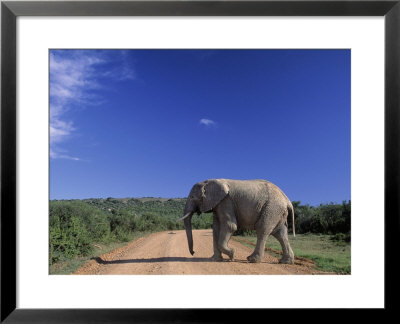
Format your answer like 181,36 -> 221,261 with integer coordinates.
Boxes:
49,198 -> 350,265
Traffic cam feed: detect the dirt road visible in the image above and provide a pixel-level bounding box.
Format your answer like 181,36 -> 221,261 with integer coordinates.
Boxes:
74,229 -> 326,275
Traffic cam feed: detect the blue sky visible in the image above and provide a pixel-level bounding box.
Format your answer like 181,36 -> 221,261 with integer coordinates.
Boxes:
50,49 -> 350,205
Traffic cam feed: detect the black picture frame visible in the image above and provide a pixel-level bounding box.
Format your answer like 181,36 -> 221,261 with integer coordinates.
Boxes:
1,0 -> 398,322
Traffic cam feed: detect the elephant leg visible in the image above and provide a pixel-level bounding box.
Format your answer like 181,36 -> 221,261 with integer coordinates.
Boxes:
247,229 -> 269,263
217,221 -> 236,261
247,207 -> 278,263
272,224 -> 294,264
217,229 -> 235,260
211,213 -> 223,261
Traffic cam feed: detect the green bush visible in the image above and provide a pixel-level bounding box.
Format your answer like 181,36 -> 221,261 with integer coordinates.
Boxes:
331,232 -> 351,243
49,207 -> 93,264
310,214 -> 329,233
293,201 -> 351,235
233,229 -> 255,236
191,213 -> 213,229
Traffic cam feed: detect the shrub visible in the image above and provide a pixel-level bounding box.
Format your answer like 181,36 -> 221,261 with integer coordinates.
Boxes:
49,201 -> 110,264
293,201 -> 351,235
49,212 -> 92,264
331,232 -> 351,243
136,212 -> 165,231
233,228 -> 255,236
191,213 -> 213,229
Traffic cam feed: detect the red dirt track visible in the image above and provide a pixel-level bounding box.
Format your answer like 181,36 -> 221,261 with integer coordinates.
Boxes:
74,229 -> 327,275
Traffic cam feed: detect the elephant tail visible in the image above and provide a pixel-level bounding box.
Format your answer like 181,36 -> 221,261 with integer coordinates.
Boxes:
288,203 -> 295,237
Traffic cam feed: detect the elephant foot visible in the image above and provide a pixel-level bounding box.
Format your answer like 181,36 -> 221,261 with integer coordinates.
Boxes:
211,254 -> 224,262
247,254 -> 261,263
279,257 -> 294,264
228,249 -> 235,261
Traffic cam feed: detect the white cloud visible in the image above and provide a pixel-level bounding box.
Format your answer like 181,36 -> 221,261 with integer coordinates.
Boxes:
50,50 -> 135,160
50,119 -> 75,144
50,150 -> 80,161
199,118 -> 216,126
101,51 -> 136,81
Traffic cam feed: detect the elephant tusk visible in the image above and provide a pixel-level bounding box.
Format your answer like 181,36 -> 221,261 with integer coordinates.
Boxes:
178,212 -> 192,221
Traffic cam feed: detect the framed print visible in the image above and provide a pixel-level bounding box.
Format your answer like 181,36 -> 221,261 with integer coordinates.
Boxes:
1,0 -> 399,322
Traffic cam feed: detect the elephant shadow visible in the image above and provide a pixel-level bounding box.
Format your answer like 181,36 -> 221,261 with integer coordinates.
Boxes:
92,256 -> 212,265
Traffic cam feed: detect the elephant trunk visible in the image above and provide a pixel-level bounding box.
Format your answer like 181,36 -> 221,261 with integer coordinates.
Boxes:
183,213 -> 195,255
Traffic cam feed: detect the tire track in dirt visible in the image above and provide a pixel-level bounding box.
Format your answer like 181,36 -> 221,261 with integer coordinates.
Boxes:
74,229 -> 327,275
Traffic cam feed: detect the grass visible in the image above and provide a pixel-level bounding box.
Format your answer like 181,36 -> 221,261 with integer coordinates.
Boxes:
234,233 -> 351,274
49,231 -> 151,275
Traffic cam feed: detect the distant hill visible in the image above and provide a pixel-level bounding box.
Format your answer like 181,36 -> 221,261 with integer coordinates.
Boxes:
64,197 -> 188,218
110,197 -> 185,203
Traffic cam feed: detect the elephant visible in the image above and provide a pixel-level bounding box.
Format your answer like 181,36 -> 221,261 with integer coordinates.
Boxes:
179,179 -> 295,264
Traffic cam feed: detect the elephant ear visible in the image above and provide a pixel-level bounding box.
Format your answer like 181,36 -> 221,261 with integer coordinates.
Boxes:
200,179 -> 229,213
